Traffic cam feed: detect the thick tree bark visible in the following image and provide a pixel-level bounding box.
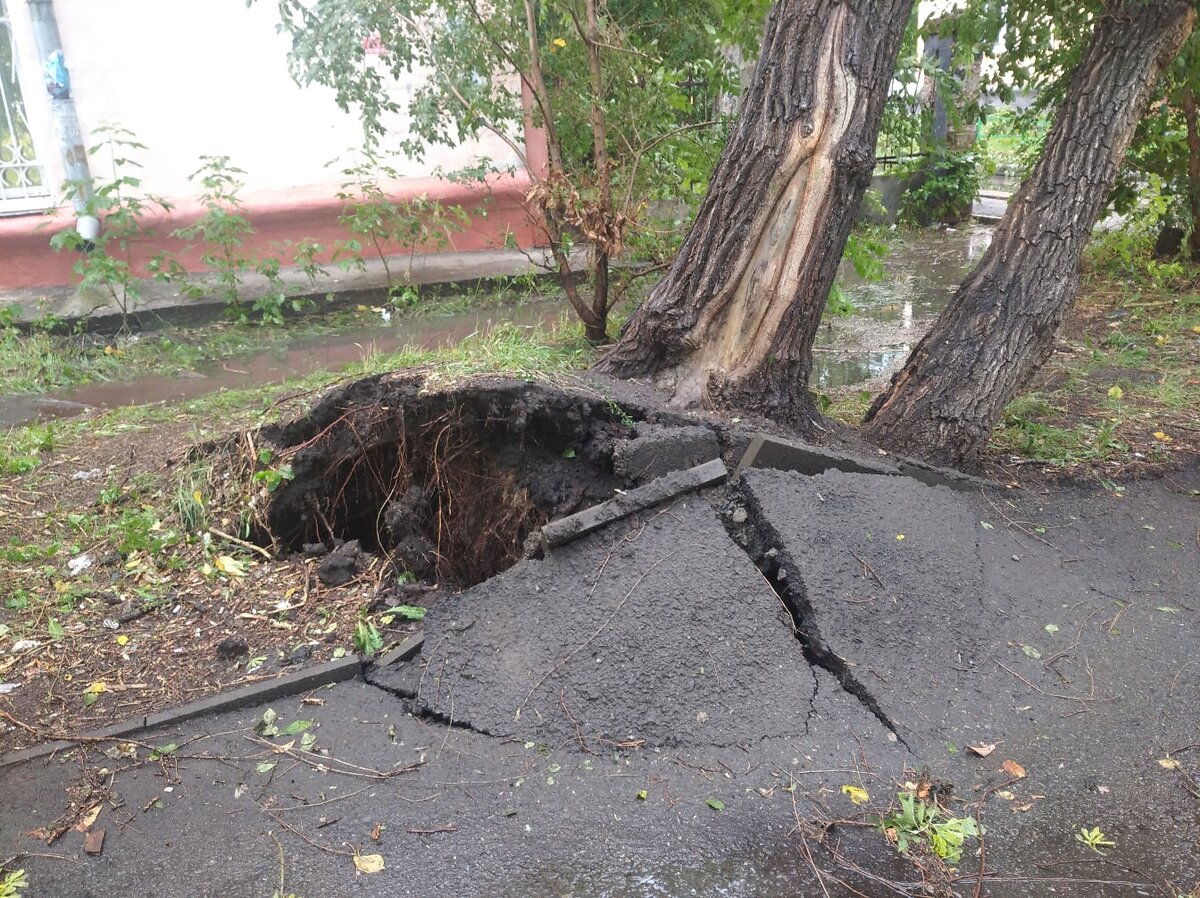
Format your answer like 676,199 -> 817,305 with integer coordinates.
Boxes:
863,0 -> 1195,470
593,0 -> 914,428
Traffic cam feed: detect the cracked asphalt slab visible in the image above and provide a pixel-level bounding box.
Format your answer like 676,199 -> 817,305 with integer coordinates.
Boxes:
368,498 -> 818,748
2,456 -> 1198,897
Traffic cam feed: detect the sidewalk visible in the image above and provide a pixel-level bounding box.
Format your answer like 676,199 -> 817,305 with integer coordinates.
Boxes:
2,411 -> 1196,897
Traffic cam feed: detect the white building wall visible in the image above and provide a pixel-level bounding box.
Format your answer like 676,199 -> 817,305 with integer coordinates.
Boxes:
8,1 -> 519,205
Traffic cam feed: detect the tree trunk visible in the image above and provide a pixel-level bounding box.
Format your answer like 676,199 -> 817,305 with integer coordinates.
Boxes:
593,0 -> 914,429
863,0 -> 1195,470
1182,84 -> 1200,262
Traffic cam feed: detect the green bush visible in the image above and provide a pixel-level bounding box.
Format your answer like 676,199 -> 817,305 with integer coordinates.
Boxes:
901,149 -> 987,227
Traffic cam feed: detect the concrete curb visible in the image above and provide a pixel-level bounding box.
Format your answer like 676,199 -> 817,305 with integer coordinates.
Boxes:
734,433 -> 898,479
734,432 -> 1000,493
374,632 -> 425,667
891,455 -> 1001,492
0,656 -> 362,769
541,458 -> 729,551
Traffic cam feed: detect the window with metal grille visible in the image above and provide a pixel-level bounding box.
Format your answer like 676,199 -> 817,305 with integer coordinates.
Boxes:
1,0 -> 49,214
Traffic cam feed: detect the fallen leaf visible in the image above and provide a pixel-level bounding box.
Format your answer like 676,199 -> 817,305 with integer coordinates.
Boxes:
995,790 -> 1015,801
705,798 -> 725,811
636,789 -> 648,800
371,822 -> 382,842
282,719 -> 313,735
73,804 -> 102,831
967,743 -> 997,758
353,853 -> 385,874
1107,385 -> 1123,401
1002,759 -> 1027,779
1020,644 -> 1042,660
1013,803 -> 1033,812
1044,624 -> 1059,635
255,708 -> 280,737
1153,431 -> 1173,442
1157,758 -> 1181,770
214,555 -> 247,578
895,534 -> 905,541
256,761 -> 277,774
840,785 -> 870,805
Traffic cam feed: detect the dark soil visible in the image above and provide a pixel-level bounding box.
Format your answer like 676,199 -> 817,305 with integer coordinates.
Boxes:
257,373 -> 639,589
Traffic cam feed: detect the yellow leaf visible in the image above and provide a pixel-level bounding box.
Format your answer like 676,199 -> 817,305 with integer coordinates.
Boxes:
1001,759 -> 1027,779
840,785 -> 870,805
1157,758 -> 1181,770
193,490 -> 204,504
353,853 -> 385,874
1107,385 -> 1123,401
895,534 -> 905,541
215,555 -> 247,577
80,804 -> 102,828
1192,326 -> 1200,334
553,37 -> 567,47
1153,431 -> 1172,442
88,681 -> 107,695
116,635 -> 129,646
995,790 -> 1015,801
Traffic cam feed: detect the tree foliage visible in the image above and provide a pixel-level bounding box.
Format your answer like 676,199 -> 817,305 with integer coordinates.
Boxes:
256,0 -> 770,338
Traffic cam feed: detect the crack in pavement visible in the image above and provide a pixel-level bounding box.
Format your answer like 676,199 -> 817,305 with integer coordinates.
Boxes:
363,666 -> 506,741
720,482 -> 913,752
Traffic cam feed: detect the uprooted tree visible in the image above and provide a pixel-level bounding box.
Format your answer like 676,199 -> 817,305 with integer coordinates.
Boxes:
863,0 -> 1196,468
593,0 -> 915,427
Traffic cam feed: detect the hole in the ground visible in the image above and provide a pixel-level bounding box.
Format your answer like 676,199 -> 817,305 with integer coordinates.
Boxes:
256,376 -> 636,589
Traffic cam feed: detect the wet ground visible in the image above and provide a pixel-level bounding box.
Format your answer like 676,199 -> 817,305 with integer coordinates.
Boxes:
0,301 -> 564,429
1,380 -> 1196,897
814,225 -> 994,390
1,220 -> 1003,429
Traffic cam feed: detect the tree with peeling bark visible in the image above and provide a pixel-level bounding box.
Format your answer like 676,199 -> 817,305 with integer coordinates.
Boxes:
863,0 -> 1196,469
593,0 -> 916,428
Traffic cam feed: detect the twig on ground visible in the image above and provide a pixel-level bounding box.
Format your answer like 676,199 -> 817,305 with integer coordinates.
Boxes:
996,660 -> 1105,704
210,527 -> 273,560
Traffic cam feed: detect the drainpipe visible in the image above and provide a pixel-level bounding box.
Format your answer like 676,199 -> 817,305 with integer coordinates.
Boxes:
25,0 -> 97,239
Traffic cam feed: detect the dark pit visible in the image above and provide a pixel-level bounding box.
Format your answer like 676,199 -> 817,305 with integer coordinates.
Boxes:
255,374 -> 638,589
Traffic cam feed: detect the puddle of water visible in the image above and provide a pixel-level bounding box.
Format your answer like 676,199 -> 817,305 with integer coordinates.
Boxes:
0,301 -> 564,429
813,224 -> 994,390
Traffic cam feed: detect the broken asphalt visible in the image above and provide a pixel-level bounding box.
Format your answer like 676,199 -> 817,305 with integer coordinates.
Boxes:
2,423 -> 1197,898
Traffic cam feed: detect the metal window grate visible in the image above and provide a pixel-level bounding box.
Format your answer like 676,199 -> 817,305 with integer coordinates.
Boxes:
0,0 -> 50,214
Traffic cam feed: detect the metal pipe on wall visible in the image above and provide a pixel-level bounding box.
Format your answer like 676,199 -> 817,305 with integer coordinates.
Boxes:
25,0 -> 93,223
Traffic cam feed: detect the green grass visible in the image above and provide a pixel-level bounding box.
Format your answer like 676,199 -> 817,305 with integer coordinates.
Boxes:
0,283 -> 560,397
0,316 -> 596,479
